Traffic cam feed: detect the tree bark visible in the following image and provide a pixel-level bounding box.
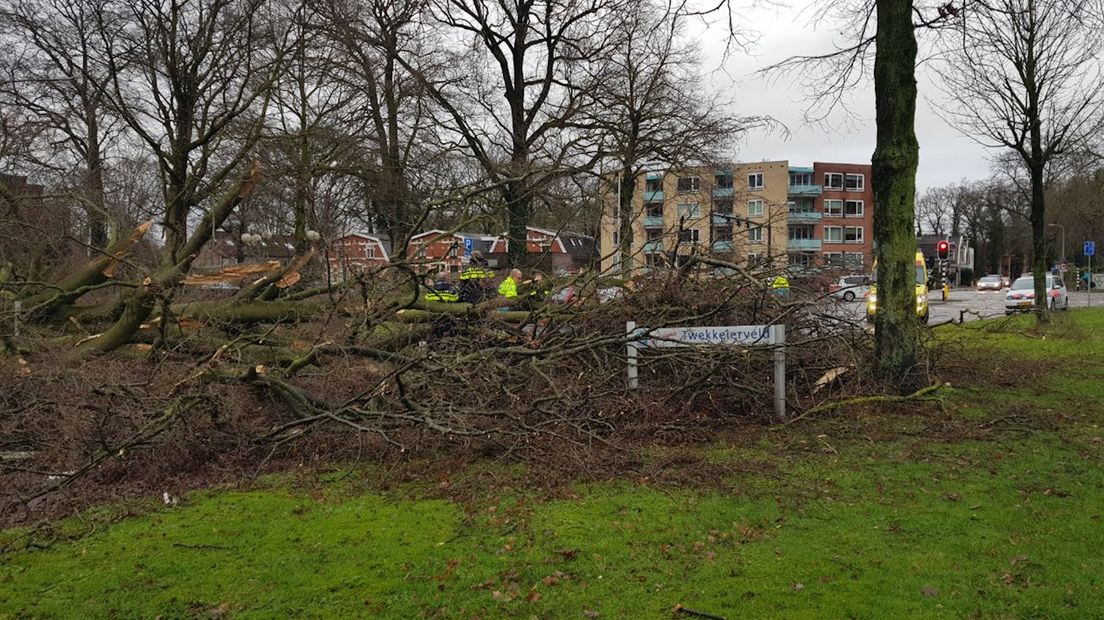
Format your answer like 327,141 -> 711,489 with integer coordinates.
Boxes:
1029,162 -> 1050,322
872,0 -> 923,390
618,167 -> 635,278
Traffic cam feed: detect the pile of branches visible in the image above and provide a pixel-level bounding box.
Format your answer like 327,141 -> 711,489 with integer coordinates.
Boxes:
1,257 -> 880,525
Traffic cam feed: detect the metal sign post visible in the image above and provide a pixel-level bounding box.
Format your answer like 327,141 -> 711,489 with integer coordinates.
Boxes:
1085,241 -> 1095,307
626,322 -> 786,420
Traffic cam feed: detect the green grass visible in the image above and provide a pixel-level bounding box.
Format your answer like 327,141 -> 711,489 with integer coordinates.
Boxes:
5,311 -> 1104,619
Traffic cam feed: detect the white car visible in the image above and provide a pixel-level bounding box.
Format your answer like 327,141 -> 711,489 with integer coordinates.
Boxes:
828,275 -> 872,302
976,275 -> 1003,291
1005,275 -> 1068,314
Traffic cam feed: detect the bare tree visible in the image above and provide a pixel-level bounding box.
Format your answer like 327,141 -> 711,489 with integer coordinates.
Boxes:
320,0 -> 437,252
396,0 -> 624,267
935,0 -> 1104,321
589,2 -> 770,278
72,0 -> 282,352
0,0 -> 119,249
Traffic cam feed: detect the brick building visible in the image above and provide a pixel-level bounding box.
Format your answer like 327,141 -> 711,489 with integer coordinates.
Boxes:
786,162 -> 875,271
599,160 -> 876,275
327,233 -> 390,280
599,161 -> 791,274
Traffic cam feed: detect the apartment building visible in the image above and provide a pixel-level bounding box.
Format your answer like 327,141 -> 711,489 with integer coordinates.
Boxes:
600,160 -> 875,275
599,161 -> 791,274
786,162 -> 874,271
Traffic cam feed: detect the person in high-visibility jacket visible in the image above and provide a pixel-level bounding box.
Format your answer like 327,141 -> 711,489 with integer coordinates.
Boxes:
459,250 -> 495,303
424,271 -> 459,303
771,274 -> 790,296
498,268 -> 522,299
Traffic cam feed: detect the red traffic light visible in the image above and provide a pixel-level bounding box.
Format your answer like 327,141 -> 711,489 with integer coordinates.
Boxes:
937,240 -> 950,260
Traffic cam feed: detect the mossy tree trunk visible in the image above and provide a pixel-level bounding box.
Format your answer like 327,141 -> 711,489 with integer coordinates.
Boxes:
872,0 -> 924,390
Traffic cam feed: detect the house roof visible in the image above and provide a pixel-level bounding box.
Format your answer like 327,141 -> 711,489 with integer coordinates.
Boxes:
333,232 -> 390,261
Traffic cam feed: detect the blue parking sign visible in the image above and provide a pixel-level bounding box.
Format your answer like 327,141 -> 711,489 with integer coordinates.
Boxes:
1086,241 -> 1096,257
463,237 -> 474,256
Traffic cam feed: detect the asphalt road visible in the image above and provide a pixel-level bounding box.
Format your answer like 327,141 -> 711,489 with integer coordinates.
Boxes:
836,287 -> 1104,325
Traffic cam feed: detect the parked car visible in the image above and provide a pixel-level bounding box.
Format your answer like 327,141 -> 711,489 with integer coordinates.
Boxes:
1005,274 -> 1068,314
828,274 -> 872,302
976,274 -> 1003,291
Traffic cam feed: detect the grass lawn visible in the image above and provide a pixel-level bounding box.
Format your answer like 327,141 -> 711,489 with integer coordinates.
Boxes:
4,311 -> 1104,619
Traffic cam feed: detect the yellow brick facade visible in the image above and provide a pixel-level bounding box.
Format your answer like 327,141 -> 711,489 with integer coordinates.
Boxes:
600,161 -> 790,275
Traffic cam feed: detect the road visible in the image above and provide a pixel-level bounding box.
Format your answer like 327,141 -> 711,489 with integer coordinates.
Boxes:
835,288 -> 1104,325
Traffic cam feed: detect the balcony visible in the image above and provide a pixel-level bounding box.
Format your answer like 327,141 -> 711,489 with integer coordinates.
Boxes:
643,240 -> 664,253
644,189 -> 664,203
787,238 -> 822,251
788,211 -> 823,223
644,215 -> 664,228
788,184 -> 822,197
712,187 -> 734,198
712,240 -> 734,252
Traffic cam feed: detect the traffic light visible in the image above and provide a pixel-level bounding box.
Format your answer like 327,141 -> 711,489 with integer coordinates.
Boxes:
937,240 -> 950,260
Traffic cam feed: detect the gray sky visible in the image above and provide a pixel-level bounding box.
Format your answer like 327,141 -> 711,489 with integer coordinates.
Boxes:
701,2 -> 995,192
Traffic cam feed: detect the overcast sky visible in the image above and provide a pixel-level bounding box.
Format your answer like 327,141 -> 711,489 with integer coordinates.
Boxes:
701,2 -> 996,192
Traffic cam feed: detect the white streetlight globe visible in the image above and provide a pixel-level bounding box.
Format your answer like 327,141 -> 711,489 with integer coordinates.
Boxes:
305,230 -> 321,242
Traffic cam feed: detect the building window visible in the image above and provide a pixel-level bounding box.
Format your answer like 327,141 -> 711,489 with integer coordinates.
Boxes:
677,176 -> 700,193
824,199 -> 843,216
748,199 -> 765,217
747,253 -> 763,267
714,200 -> 733,215
788,225 -> 813,240
366,246 -> 376,258
646,253 -> 665,268
612,231 -> 620,245
844,226 -> 864,243
789,171 -> 813,186
789,199 -> 814,213
824,252 -> 844,266
677,203 -> 701,218
645,177 -> 663,192
824,173 -> 844,190
645,227 -> 663,241
748,172 -> 764,190
845,173 -> 865,191
788,252 -> 812,267
647,203 -> 664,217
714,173 -> 733,188
678,228 -> 701,243
712,226 -> 732,242
447,244 -> 459,258
824,226 -> 843,243
844,252 -> 865,268
844,200 -> 864,216
748,226 -> 763,243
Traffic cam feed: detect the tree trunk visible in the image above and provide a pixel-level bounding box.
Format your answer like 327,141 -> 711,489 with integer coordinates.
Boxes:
85,109 -> 109,250
618,167 -> 635,278
506,180 -> 531,268
22,221 -> 153,321
1029,162 -> 1050,323
76,162 -> 262,354
871,0 -> 923,390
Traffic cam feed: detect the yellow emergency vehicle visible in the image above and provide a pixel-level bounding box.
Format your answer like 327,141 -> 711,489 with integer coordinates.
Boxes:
865,251 -> 929,324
